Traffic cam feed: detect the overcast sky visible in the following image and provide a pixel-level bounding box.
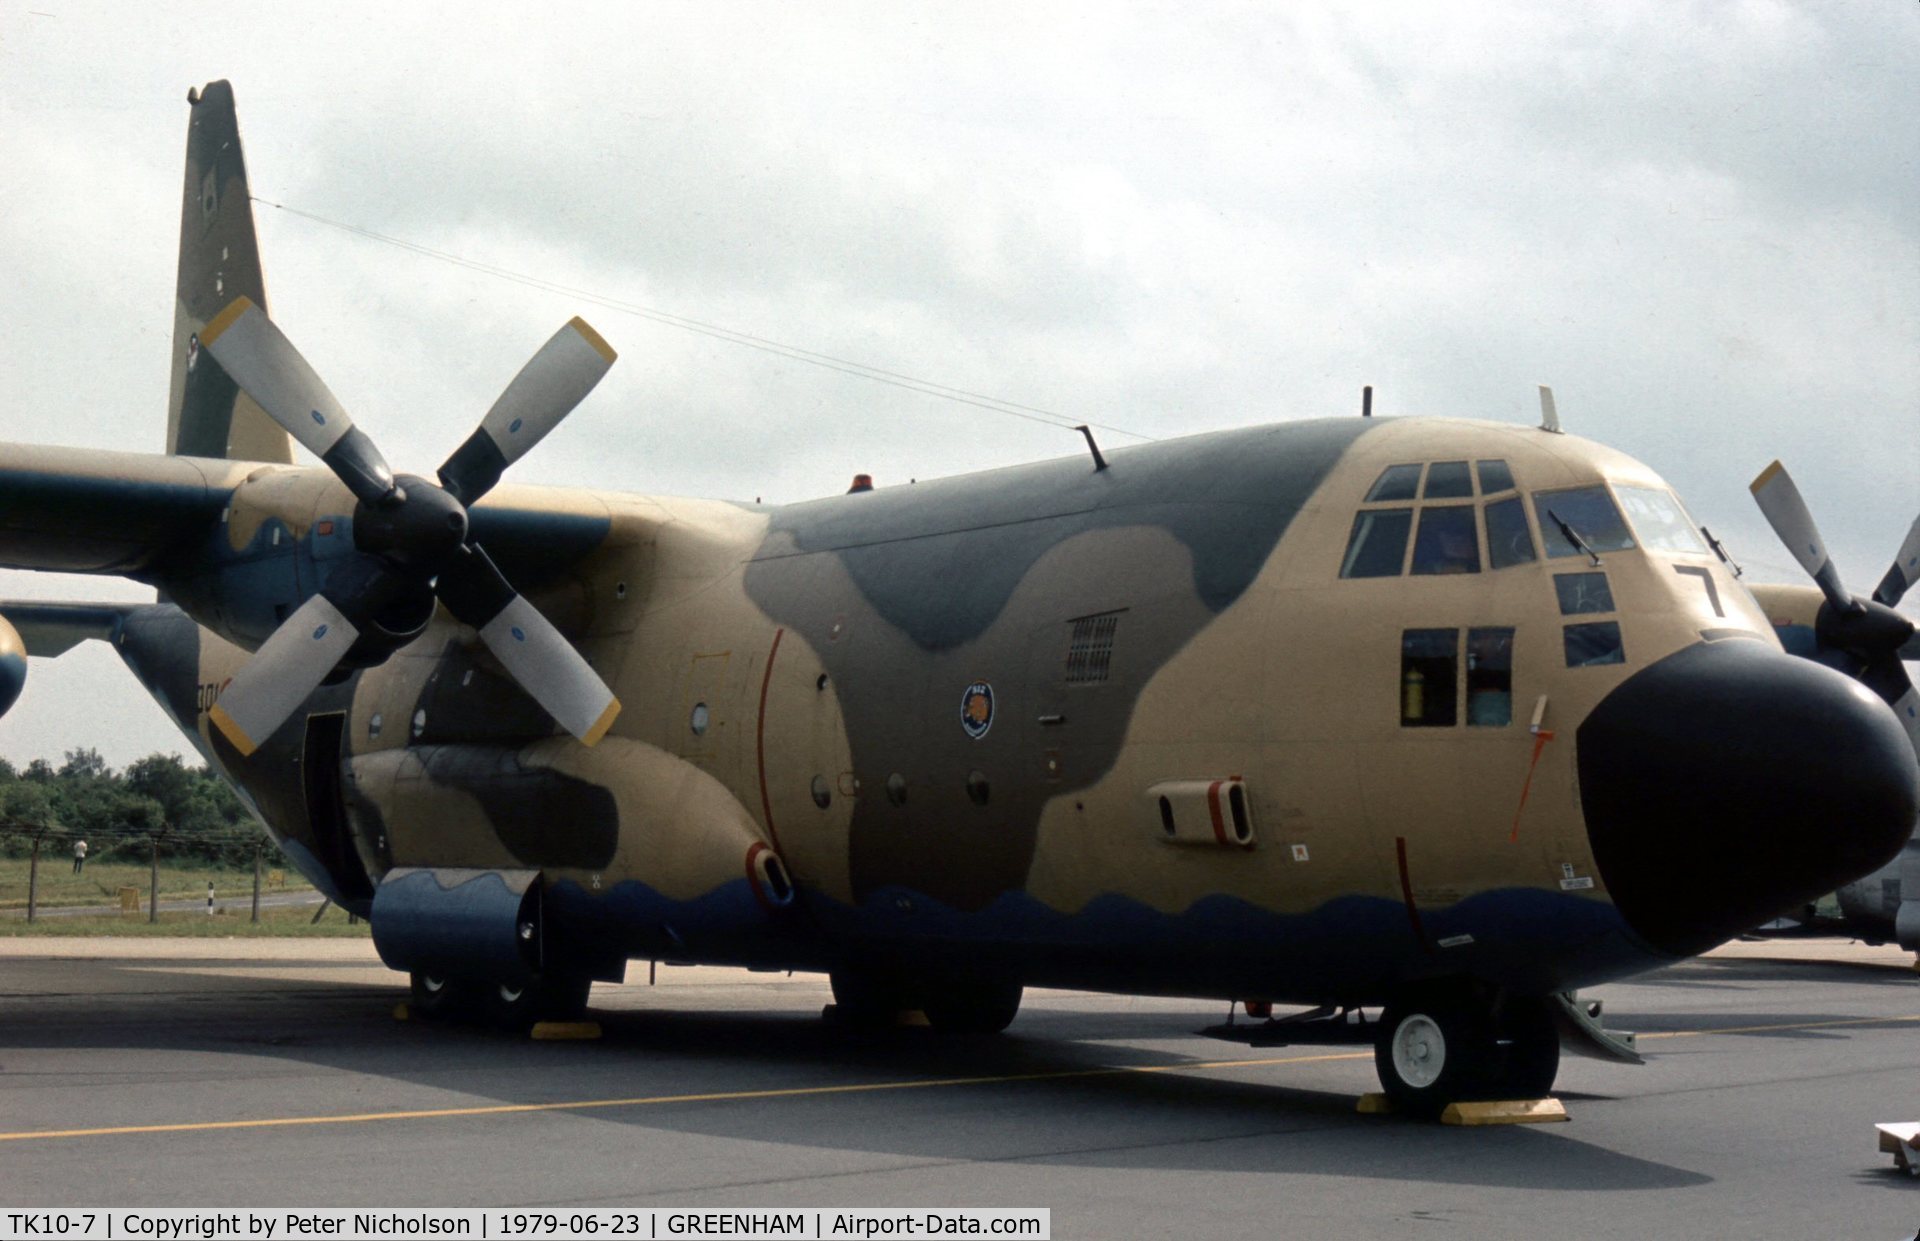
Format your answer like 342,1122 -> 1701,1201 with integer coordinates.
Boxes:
0,1 -> 1914,768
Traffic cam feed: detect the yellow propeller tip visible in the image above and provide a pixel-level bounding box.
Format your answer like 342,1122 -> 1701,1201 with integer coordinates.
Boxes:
200,296 -> 257,346
580,699 -> 621,747
567,317 -> 617,365
208,704 -> 260,757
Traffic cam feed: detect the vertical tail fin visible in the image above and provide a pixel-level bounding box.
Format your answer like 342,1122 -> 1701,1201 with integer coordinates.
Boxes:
166,80 -> 293,464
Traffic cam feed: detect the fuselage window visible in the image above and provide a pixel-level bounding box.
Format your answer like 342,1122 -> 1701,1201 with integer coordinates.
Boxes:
1485,496 -> 1536,568
1400,628 -> 1459,726
1534,486 -> 1636,558
1553,572 -> 1614,615
1466,627 -> 1514,726
1423,460 -> 1473,499
1615,485 -> 1708,554
1341,509 -> 1413,578
1366,464 -> 1423,502
1475,459 -> 1516,494
1410,506 -> 1480,575
1564,621 -> 1626,667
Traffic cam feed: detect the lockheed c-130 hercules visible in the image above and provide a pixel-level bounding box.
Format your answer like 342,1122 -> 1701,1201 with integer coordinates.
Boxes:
1,81 -> 1915,1119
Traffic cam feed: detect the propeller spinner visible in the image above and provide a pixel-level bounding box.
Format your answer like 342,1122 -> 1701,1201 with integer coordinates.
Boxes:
1749,460 -> 1919,748
198,296 -> 621,756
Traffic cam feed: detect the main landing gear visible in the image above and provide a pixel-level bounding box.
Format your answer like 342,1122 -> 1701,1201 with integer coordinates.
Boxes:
1372,984 -> 1559,1119
408,970 -> 593,1032
828,969 -> 1024,1034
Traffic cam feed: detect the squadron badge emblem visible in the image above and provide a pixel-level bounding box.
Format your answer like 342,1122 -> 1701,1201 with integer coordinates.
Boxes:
960,681 -> 995,740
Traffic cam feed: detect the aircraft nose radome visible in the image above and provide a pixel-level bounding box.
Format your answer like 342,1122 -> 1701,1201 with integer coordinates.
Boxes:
1577,639 -> 1919,959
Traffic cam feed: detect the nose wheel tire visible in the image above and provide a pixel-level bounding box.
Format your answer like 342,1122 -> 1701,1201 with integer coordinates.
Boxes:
1374,989 -> 1559,1119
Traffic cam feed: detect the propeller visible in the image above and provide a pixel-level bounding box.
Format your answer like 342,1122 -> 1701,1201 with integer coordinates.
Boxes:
198,296 -> 620,757
1750,460 -> 1919,749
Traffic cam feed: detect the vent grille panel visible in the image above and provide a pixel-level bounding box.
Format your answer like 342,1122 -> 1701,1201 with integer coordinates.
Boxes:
1065,612 -> 1122,685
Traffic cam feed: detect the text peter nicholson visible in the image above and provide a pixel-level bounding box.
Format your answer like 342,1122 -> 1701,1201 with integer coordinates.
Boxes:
0,1208 -> 1051,1240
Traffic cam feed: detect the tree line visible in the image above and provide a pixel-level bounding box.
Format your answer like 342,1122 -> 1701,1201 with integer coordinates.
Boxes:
0,748 -> 282,868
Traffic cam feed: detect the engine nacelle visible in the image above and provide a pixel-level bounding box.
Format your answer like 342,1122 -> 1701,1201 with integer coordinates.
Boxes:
0,614 -> 26,717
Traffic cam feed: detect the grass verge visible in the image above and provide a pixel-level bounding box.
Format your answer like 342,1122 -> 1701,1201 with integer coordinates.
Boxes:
0,856 -> 313,911
0,903 -> 370,937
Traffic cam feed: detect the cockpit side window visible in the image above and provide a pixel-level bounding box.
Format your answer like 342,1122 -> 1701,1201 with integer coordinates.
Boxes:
1466,627 -> 1514,725
1534,486 -> 1635,558
1366,464 -> 1423,502
1340,510 -> 1413,578
1485,496 -> 1536,569
1475,459 -> 1515,494
1410,506 -> 1480,575
1400,629 -> 1458,726
1615,486 -> 1708,554
1422,461 -> 1473,499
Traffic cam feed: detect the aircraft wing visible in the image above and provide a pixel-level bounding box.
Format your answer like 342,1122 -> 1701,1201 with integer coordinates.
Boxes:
0,443 -> 621,590
0,444 -> 248,575
0,602 -> 137,656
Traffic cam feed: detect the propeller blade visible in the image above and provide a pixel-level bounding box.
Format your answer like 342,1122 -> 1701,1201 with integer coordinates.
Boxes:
1749,460 -> 1853,613
198,296 -> 397,505
1893,684 -> 1920,754
1861,653 -> 1920,744
208,594 -> 360,757
437,317 -> 616,505
1874,513 -> 1920,608
436,545 -> 620,745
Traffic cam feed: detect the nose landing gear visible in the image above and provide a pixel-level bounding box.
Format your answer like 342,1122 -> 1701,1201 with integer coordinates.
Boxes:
1373,985 -> 1560,1119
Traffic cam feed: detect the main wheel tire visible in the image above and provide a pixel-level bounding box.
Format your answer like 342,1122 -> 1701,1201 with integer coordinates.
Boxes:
922,979 -> 1023,1034
1374,988 -> 1561,1119
482,973 -> 593,1031
408,971 -> 473,1021
828,969 -> 910,1029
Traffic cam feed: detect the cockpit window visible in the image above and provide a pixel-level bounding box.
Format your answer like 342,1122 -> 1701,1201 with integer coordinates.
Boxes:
1534,486 -> 1636,558
1422,461 -> 1473,499
1615,486 -> 1707,554
1564,621 -> 1626,667
1366,464 -> 1423,502
1410,506 -> 1480,575
1475,459 -> 1515,494
1485,497 -> 1536,569
1340,510 -> 1413,578
1554,572 -> 1615,615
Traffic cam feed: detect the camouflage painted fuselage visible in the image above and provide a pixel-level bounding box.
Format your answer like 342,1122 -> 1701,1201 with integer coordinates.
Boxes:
76,412 -> 1912,1006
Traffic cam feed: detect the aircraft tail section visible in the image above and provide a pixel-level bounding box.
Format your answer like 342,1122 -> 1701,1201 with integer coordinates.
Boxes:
167,81 -> 293,464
